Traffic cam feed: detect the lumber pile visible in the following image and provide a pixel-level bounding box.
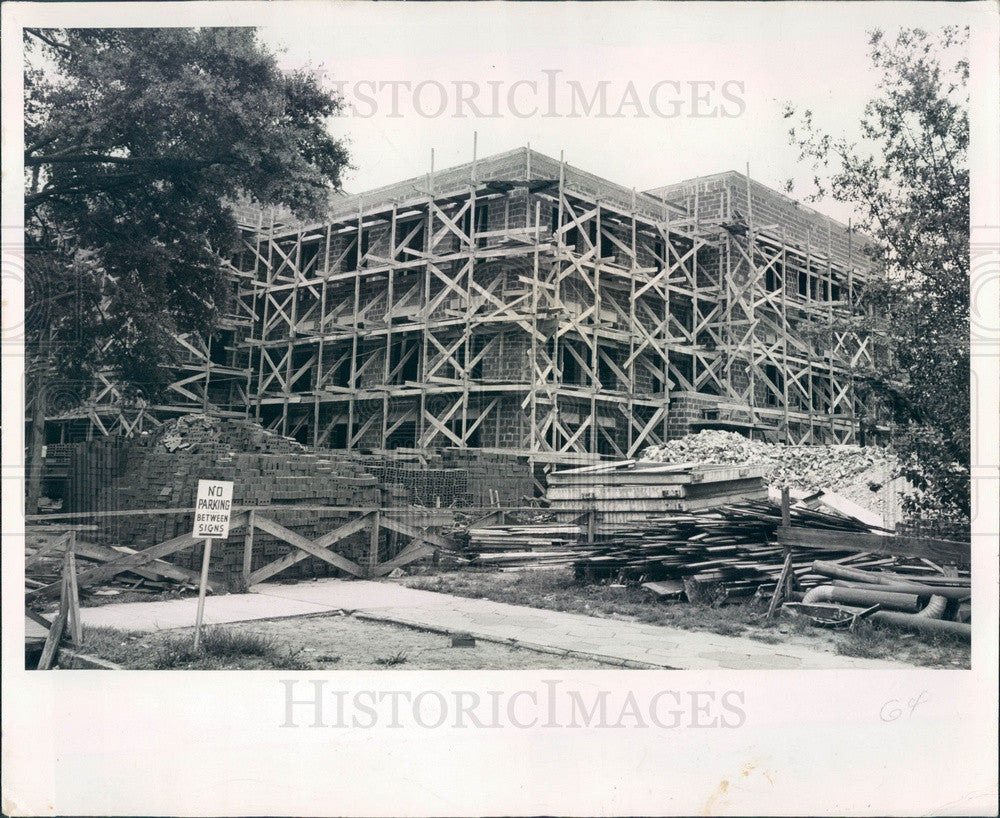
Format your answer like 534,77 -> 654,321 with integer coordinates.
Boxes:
459,498 -> 922,599
464,521 -> 582,570
571,501 -> 892,596
547,460 -> 768,524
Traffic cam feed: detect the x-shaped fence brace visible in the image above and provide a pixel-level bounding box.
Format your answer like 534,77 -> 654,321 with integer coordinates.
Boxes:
25,508 -> 455,601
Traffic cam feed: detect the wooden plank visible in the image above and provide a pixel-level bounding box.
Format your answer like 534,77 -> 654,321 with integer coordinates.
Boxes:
767,550 -> 794,619
368,510 -> 381,573
777,526 -> 970,567
75,540 -> 208,587
66,537 -> 83,646
25,532 -> 71,568
313,512 -> 377,550
546,465 -> 764,486
248,515 -> 365,583
547,485 -> 685,501
241,513 -> 374,585
26,607 -> 53,630
242,509 -> 255,588
378,514 -> 453,549
26,511 -> 247,600
38,576 -> 68,670
813,491 -> 884,529
371,543 -> 436,577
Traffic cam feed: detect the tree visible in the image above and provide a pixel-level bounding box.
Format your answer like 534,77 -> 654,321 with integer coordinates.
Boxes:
24,27 -> 350,510
785,26 -> 970,521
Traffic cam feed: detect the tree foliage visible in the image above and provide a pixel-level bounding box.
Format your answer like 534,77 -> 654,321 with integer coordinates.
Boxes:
785,26 -> 970,521
24,26 -> 349,399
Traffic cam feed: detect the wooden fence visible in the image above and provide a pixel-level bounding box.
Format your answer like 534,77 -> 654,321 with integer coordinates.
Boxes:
25,505 -> 457,599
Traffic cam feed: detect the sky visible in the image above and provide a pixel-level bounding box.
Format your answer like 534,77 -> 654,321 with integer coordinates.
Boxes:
255,2 -> 969,227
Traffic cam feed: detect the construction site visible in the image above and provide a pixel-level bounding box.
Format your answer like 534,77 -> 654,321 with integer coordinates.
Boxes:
45,147 -> 886,454
26,148 -> 971,671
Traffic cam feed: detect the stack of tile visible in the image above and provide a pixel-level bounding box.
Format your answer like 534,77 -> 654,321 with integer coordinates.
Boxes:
547,460 -> 768,526
441,448 -> 535,506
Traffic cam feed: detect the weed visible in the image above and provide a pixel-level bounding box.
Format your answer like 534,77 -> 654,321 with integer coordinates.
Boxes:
80,625 -> 304,670
77,626 -> 145,665
198,627 -> 279,658
374,650 -> 409,667
836,619 -> 970,667
836,619 -> 896,660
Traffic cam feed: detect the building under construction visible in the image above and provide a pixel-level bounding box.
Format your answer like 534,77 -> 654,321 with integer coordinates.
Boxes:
46,147 -> 886,461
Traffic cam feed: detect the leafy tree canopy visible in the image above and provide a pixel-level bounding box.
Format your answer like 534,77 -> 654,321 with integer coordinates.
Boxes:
785,26 -> 969,520
25,26 -> 350,396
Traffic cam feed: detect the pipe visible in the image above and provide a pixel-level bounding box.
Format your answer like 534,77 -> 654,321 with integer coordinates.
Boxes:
829,578 -> 971,603
802,585 -> 967,638
869,610 -> 970,638
811,561 -> 971,600
802,585 -> 920,613
914,593 -> 947,619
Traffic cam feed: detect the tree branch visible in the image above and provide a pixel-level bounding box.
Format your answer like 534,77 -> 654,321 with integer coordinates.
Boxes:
25,28 -> 74,55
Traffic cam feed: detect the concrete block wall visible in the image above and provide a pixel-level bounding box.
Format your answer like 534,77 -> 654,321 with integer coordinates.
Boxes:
649,173 -> 872,271
666,392 -> 721,439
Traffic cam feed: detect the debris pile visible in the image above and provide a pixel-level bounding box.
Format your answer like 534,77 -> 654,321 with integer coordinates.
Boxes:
641,431 -> 903,522
25,524 -> 204,607
152,414 -> 305,455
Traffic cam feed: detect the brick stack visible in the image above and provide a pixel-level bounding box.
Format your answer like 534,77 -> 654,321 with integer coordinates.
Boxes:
64,438 -> 128,514
346,455 -> 469,506
345,448 -> 535,508
441,448 -> 534,506
90,415 -> 380,587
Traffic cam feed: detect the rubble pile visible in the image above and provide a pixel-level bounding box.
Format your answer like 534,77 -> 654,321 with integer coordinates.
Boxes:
641,431 -> 904,520
151,414 -> 305,455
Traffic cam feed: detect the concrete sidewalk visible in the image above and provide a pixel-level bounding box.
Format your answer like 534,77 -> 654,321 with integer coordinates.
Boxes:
72,577 -> 910,670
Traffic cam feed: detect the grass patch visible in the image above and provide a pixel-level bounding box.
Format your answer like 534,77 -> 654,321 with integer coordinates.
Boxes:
836,620 -> 970,668
79,625 -> 310,670
407,569 -> 971,668
836,620 -> 897,660
407,570 -> 767,639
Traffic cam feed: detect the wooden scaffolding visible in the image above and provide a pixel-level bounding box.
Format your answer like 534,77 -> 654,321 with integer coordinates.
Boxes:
227,147 -> 882,460
44,147 -> 885,453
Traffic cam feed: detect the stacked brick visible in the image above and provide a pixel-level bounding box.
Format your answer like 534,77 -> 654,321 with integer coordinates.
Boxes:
61,438 -> 127,514
346,448 -> 535,508
89,415 -> 379,587
649,172 -> 870,269
442,448 -> 534,506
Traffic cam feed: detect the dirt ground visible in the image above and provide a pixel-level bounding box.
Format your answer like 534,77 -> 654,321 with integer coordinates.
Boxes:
80,614 -> 619,670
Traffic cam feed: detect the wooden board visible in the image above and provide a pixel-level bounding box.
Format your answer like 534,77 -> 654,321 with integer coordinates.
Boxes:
777,526 -> 970,567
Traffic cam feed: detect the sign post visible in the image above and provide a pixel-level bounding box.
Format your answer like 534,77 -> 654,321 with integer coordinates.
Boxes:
192,479 -> 234,650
